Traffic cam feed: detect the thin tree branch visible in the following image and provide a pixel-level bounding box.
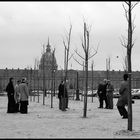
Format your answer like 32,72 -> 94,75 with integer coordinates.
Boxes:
82,42 -> 86,53
88,42 -> 99,60
63,41 -> 68,51
87,31 -> 90,54
84,22 -> 87,54
122,4 -> 129,22
120,35 -> 127,48
73,56 -> 84,67
88,50 -> 97,60
132,16 -> 136,34
74,49 -> 85,60
124,1 -> 129,6
132,38 -> 136,48
68,53 -> 74,61
131,2 -> 139,10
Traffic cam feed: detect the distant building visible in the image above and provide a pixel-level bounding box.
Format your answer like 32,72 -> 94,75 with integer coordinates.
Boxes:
39,39 -> 57,72
0,40 -> 140,92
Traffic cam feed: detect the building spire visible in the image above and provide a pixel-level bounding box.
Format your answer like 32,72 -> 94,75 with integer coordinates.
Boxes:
46,37 -> 51,52
48,37 -> 50,46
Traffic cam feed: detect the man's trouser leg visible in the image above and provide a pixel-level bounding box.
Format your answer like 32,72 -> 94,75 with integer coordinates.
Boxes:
99,96 -> 103,108
61,97 -> 66,111
117,106 -> 128,117
59,98 -> 62,110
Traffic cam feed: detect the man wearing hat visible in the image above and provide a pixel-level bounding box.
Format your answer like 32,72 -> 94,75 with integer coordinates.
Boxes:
106,80 -> 114,109
97,79 -> 108,108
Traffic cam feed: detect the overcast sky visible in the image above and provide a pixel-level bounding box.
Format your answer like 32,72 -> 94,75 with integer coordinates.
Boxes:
0,2 -> 140,71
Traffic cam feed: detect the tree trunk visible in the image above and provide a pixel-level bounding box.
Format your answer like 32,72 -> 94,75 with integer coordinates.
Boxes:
127,1 -> 133,131
76,71 -> 80,100
91,62 -> 93,102
83,55 -> 88,118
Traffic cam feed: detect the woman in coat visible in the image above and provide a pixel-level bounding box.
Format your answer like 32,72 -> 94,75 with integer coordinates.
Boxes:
58,81 -> 64,110
117,73 -> 128,119
19,78 -> 29,114
6,77 -> 16,113
14,80 -> 21,112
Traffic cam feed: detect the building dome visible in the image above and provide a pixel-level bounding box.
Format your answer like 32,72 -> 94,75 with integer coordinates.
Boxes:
39,39 -> 58,72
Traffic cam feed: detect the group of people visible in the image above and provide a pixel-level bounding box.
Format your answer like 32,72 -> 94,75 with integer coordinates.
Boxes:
6,77 -> 29,114
57,74 -> 130,119
5,73 -> 131,119
97,73 -> 131,119
97,79 -> 114,109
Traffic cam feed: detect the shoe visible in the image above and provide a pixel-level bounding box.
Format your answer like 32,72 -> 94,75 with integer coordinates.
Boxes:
122,116 -> 128,119
132,100 -> 135,104
98,107 -> 103,108
62,109 -> 67,111
105,106 -> 109,109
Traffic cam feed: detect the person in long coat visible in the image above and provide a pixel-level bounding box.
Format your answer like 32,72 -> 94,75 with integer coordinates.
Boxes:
14,80 -> 21,112
97,82 -> 104,108
19,78 -> 29,114
106,80 -> 114,109
58,80 -> 68,111
6,77 -> 16,113
58,81 -> 64,110
97,79 -> 108,108
116,73 -> 128,119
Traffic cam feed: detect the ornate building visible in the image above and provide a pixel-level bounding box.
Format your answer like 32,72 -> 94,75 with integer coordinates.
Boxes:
38,39 -> 58,90
39,39 -> 57,74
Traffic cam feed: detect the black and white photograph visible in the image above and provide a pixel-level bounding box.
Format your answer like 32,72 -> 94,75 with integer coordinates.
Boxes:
0,1 -> 140,138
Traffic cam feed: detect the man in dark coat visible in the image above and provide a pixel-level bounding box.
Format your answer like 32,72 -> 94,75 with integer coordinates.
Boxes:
58,80 -> 68,111
97,79 -> 108,109
117,73 -> 128,119
6,77 -> 16,113
58,81 -> 64,110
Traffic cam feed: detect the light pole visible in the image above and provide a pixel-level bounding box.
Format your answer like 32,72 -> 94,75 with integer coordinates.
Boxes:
53,69 -> 56,96
91,61 -> 94,103
75,70 -> 80,100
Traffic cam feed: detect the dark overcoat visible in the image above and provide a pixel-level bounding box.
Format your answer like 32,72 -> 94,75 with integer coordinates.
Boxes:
97,83 -> 107,99
58,83 -> 68,98
6,81 -> 16,113
116,81 -> 128,107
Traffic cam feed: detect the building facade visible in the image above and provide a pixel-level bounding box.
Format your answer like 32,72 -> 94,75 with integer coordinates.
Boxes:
0,40 -> 140,92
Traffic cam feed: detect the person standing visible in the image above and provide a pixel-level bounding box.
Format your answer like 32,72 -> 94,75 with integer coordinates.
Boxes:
97,82 -> 104,108
14,80 -> 21,112
106,80 -> 114,109
117,73 -> 128,119
65,80 -> 69,109
6,77 -> 16,113
19,78 -> 29,114
58,81 -> 64,110
58,80 -> 68,111
97,79 -> 108,109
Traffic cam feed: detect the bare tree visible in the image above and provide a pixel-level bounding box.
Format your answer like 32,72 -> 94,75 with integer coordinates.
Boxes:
120,1 -> 139,131
91,60 -> 94,103
106,56 -> 111,80
33,58 -> 37,102
36,58 -> 40,103
62,24 -> 73,111
42,44 -> 46,105
75,70 -> 80,101
51,48 -> 55,108
73,22 -> 98,118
